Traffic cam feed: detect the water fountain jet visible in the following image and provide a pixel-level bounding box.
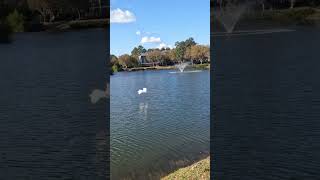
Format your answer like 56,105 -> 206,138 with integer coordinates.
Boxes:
175,62 -> 189,73
215,2 -> 248,33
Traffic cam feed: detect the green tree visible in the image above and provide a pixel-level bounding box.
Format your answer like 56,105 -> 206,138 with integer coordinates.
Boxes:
174,41 -> 185,61
131,45 -> 146,60
110,54 -> 118,65
6,9 -> 24,32
110,54 -> 120,73
175,37 -> 197,62
185,37 -> 196,47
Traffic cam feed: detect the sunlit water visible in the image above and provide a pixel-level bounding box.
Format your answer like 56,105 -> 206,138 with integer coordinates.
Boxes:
111,69 -> 210,179
169,70 -> 203,74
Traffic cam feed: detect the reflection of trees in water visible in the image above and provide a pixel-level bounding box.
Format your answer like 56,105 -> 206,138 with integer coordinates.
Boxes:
139,102 -> 148,118
93,82 -> 109,178
95,129 -> 108,178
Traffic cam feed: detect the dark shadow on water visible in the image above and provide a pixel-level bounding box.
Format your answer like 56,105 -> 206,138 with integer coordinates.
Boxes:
212,25 -> 320,179
0,29 -> 109,179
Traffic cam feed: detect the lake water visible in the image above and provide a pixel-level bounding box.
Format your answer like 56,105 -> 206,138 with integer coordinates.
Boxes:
111,69 -> 210,179
212,26 -> 320,179
0,29 -> 108,179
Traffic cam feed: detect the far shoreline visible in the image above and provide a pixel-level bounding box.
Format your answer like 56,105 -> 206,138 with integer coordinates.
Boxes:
42,19 -> 108,32
212,7 -> 320,33
1,19 -> 108,44
111,64 -> 210,74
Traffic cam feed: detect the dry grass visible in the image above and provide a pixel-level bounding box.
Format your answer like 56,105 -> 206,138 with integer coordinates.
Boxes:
161,157 -> 210,180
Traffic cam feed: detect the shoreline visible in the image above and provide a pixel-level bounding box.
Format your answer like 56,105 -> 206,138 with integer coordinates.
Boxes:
1,19 -> 107,43
212,7 -> 320,32
161,156 -> 210,180
43,19 -> 108,32
114,64 -> 210,73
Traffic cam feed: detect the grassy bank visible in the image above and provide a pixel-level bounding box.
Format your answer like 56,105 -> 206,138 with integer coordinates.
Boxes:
161,157 -> 210,180
44,19 -> 108,32
193,63 -> 210,70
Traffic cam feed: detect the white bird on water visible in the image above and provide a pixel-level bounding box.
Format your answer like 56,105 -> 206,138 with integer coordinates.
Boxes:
137,88 -> 147,95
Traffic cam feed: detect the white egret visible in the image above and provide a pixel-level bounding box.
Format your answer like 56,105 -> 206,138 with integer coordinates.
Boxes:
137,88 -> 147,95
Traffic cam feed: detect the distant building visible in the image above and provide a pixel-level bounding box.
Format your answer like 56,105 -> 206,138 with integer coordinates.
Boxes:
138,53 -> 159,67
138,53 -> 147,64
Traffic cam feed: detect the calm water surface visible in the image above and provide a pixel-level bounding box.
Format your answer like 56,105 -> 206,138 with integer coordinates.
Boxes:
212,26 -> 320,179
111,69 -> 210,179
0,29 -> 108,179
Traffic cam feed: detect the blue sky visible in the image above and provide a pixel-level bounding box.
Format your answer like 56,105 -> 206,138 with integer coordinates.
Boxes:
110,0 -> 210,56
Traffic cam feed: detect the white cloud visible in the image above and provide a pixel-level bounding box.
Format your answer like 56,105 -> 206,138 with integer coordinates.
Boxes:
136,30 -> 141,35
110,8 -> 136,23
141,36 -> 161,44
158,43 -> 174,49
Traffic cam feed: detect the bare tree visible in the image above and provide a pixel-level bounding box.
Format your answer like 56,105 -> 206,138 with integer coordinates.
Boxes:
27,0 -> 62,23
27,0 -> 49,23
188,45 -> 210,64
258,0 -> 265,12
69,0 -> 90,20
146,50 -> 161,67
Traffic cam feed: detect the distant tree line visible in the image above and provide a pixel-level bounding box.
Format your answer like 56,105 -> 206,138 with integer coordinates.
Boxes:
110,37 -> 210,73
0,0 -> 106,35
212,0 -> 320,10
26,0 -> 107,23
